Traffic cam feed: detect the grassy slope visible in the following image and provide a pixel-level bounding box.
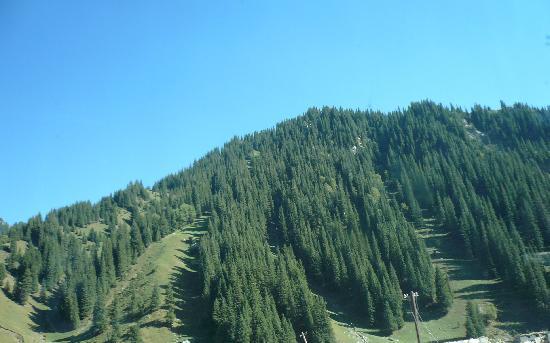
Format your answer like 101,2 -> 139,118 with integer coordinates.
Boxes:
140,218 -> 206,343
0,289 -> 45,342
0,192 -> 209,343
42,216 -> 207,342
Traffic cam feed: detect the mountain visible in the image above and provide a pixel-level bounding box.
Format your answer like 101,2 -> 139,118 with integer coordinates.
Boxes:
0,101 -> 548,342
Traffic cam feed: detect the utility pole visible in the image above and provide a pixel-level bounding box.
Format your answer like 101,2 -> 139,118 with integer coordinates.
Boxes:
299,331 -> 308,343
404,291 -> 421,343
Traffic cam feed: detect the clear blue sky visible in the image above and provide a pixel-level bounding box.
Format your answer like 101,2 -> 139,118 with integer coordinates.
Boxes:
1,1 -> 549,224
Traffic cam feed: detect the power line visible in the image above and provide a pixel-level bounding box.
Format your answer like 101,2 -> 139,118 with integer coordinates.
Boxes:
404,291 -> 421,343
299,331 -> 308,343
416,310 -> 440,343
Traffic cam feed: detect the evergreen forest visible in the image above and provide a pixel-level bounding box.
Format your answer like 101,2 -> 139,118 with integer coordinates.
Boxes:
0,101 -> 548,342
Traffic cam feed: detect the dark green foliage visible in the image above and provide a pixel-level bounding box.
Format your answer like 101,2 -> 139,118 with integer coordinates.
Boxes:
39,284 -> 47,303
129,325 -> 143,343
0,218 -> 9,233
60,281 -> 80,329
130,223 -> 145,261
150,283 -> 161,312
164,284 -> 176,326
111,296 -> 122,324
49,201 -> 99,228
151,102 -> 549,340
110,297 -> 123,341
164,284 -> 174,308
435,266 -> 453,312
129,282 -> 144,317
110,323 -> 122,343
173,203 -> 196,228
381,300 -> 398,333
465,301 -> 485,338
15,266 -> 33,304
0,262 -> 6,283
93,292 -> 109,335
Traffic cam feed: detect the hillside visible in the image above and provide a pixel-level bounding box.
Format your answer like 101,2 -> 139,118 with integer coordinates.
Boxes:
0,101 -> 548,342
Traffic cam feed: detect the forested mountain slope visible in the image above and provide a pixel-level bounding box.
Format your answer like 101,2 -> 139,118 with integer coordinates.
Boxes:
0,101 -> 548,342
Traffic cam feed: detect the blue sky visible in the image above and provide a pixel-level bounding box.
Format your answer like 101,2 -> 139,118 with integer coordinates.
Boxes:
1,0 -> 549,224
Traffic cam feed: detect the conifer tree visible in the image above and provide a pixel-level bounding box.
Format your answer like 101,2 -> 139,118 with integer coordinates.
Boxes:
150,282 -> 161,312
110,297 -> 123,342
110,323 -> 122,343
0,262 -> 6,283
92,289 -> 108,335
39,284 -> 47,303
130,224 -> 145,260
15,267 -> 33,304
165,284 -> 176,326
129,283 -> 143,317
60,282 -> 80,329
465,301 -> 485,338
129,325 -> 143,343
381,300 -> 398,333
435,266 -> 453,312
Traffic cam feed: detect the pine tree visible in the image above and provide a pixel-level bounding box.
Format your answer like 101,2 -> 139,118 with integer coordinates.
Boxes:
129,283 -> 143,317
39,284 -> 47,303
111,296 -> 122,325
15,267 -> 33,304
150,282 -> 161,312
465,301 -> 485,338
110,323 -> 122,343
110,297 -> 123,342
0,262 -> 6,283
93,291 -> 109,335
78,281 -> 94,319
435,266 -> 453,311
130,224 -> 145,260
165,284 -> 174,309
129,325 -> 143,343
61,282 -> 81,329
166,307 -> 176,327
381,300 -> 398,333
164,284 -> 176,326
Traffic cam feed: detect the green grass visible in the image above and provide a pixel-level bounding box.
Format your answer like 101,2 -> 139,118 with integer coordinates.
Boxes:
0,290 -> 46,342
136,216 -> 208,342
0,194 -> 208,343
76,222 -> 108,237
137,229 -> 196,342
39,216 -> 208,342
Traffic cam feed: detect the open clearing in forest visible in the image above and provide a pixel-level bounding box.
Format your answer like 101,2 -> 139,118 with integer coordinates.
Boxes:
140,216 -> 208,343
0,290 -> 45,343
39,216 -> 208,342
331,216 -> 547,343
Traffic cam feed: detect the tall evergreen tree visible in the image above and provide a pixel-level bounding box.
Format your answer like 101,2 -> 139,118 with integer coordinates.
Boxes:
0,262 -> 6,283
435,266 -> 453,312
150,282 -> 161,312
465,301 -> 485,338
93,298 -> 109,335
129,325 -> 143,343
15,267 -> 33,304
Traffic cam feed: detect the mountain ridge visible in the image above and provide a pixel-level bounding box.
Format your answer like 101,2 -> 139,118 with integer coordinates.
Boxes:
0,101 -> 548,342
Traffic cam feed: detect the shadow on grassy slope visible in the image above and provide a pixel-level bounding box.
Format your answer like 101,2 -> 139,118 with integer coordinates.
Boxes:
169,226 -> 212,342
